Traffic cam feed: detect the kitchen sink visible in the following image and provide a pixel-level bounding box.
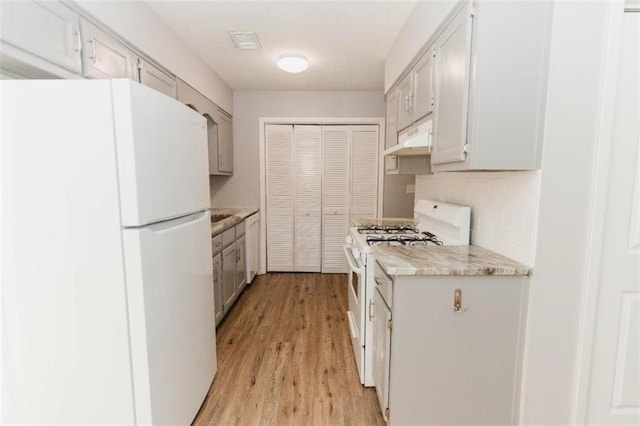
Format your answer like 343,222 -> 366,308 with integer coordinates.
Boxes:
211,214 -> 233,223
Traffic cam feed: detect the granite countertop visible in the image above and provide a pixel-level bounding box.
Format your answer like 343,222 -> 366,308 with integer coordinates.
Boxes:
210,207 -> 259,235
350,217 -> 417,227
372,245 -> 531,277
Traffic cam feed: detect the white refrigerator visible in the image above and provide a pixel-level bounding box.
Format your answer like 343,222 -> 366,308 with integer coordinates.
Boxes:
1,79 -> 217,424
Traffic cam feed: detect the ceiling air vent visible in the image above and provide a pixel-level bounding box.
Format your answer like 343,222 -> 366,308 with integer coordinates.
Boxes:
229,31 -> 262,49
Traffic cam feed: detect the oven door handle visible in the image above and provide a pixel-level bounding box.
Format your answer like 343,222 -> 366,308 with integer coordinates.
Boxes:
343,246 -> 365,275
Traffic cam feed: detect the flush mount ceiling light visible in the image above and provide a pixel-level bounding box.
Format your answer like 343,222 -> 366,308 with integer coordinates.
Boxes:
229,31 -> 261,49
277,54 -> 309,73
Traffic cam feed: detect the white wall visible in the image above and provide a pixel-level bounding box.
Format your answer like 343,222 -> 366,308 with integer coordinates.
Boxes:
73,0 -> 232,112
521,2 -> 613,423
415,171 -> 540,265
383,174 -> 415,218
211,91 -> 385,208
384,0 -> 456,93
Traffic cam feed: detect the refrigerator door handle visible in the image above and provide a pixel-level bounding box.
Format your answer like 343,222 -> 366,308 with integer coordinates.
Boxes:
129,211 -> 209,233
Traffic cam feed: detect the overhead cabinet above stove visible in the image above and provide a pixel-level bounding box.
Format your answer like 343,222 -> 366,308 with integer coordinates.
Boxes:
397,51 -> 434,132
385,0 -> 554,172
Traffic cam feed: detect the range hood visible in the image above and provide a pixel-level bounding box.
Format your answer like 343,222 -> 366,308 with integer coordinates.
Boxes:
384,119 -> 432,156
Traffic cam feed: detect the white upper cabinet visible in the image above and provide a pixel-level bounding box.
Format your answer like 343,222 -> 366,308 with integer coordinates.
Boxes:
138,58 -> 177,99
217,109 -> 233,175
396,73 -> 413,132
80,19 -> 136,80
0,0 -> 82,75
176,78 -> 234,176
412,52 -> 435,121
385,88 -> 400,173
431,6 -> 472,166
431,0 -> 553,171
397,50 -> 435,132
387,0 -> 553,172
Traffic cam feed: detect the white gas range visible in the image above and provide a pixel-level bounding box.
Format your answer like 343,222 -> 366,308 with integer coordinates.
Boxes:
343,200 -> 471,386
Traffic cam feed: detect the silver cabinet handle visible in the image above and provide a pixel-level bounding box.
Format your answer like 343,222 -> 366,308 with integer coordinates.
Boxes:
74,26 -> 81,54
368,299 -> 374,322
453,288 -> 467,313
89,39 -> 97,64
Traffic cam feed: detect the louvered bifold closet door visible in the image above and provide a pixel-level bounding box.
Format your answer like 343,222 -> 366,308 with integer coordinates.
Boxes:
322,126 -> 350,273
294,125 -> 322,272
350,126 -> 379,219
266,125 -> 294,271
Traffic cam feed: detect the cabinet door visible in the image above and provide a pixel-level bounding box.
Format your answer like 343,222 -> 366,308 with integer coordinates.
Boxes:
212,253 -> 223,326
385,89 -> 399,173
205,113 -> 221,175
138,58 -> 177,99
266,125 -> 295,271
372,288 -> 392,421
432,6 -> 473,165
350,126 -> 379,218
235,236 -> 246,293
80,19 -> 135,79
396,73 -> 413,132
412,51 -> 434,120
245,215 -> 259,283
217,110 -> 233,174
0,0 -> 82,74
222,243 -> 237,312
176,78 -> 203,112
294,125 -> 322,272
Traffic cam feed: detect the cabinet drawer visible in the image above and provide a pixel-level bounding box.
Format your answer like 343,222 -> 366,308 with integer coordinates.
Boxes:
374,262 -> 393,307
222,227 -> 235,247
211,234 -> 222,255
235,222 -> 245,238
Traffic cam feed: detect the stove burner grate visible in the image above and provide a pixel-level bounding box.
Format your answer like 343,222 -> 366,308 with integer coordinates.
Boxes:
366,232 -> 444,246
357,224 -> 418,234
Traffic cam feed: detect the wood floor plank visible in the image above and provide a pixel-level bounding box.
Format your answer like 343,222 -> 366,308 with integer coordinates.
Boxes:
193,273 -> 385,426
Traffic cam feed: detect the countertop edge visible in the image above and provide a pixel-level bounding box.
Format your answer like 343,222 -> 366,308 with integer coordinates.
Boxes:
373,245 -> 532,277
210,207 -> 259,235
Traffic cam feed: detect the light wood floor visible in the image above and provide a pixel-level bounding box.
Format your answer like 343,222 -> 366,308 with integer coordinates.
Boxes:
193,273 -> 385,426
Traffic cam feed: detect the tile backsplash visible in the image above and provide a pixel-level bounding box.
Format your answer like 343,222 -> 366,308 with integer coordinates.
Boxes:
415,171 -> 541,265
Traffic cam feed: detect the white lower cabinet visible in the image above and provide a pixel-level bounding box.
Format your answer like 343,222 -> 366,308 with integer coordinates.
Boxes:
212,253 -> 223,326
372,263 -> 528,425
372,287 -> 392,421
213,220 -> 249,325
245,213 -> 259,283
235,235 -> 246,293
221,242 -> 237,314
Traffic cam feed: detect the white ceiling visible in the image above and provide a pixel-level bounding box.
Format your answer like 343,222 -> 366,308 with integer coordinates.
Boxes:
145,0 -> 418,91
